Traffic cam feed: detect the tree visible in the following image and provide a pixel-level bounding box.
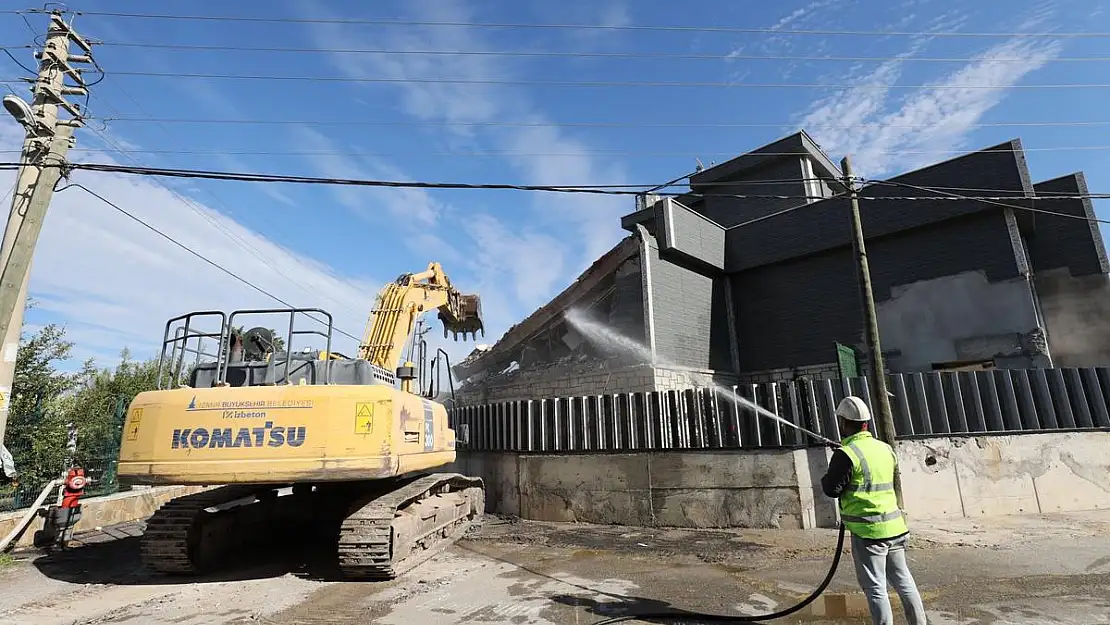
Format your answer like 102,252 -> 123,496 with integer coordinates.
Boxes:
60,350 -> 161,491
2,324 -> 81,497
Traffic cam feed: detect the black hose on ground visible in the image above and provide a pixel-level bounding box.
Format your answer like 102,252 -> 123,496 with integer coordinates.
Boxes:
590,522 -> 847,624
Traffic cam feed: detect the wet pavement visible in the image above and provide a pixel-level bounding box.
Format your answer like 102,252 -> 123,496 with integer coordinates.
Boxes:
0,512 -> 1108,624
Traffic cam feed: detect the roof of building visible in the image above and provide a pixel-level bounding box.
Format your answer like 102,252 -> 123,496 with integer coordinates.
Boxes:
689,129 -> 842,186
451,235 -> 641,380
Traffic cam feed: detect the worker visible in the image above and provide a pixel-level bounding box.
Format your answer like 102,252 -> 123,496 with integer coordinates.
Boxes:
820,395 -> 928,625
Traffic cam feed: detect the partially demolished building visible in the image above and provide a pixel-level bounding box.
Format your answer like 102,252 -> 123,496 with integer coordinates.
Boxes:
453,130 -> 1110,404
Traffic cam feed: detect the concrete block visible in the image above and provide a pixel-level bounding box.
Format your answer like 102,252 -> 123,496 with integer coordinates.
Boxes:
520,454 -> 651,491
648,450 -> 799,489
898,431 -> 1110,520
652,487 -> 805,528
1032,433 -> 1110,512
896,440 -> 965,519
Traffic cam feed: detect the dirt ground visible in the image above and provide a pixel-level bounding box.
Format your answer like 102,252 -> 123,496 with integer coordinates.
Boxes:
1,511 -> 1110,624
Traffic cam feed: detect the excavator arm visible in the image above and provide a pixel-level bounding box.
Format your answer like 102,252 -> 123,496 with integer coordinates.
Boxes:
357,262 -> 484,374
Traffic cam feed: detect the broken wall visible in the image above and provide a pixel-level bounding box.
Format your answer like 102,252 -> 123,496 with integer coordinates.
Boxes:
455,252 -> 649,404
1029,174 -> 1110,367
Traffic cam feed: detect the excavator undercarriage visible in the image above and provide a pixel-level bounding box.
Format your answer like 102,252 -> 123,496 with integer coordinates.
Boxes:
141,473 -> 485,579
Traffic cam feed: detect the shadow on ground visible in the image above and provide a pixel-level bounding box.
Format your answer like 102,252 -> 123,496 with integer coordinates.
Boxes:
30,529 -> 356,585
550,593 -> 771,624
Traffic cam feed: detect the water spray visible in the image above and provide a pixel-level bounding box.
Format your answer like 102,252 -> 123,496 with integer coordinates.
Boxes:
564,309 -> 841,448
564,309 -> 847,623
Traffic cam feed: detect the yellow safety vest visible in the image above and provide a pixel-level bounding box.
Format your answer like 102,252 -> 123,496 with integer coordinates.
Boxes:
839,431 -> 908,539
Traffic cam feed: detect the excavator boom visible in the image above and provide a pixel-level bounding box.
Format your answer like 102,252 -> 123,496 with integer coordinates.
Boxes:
358,262 -> 484,369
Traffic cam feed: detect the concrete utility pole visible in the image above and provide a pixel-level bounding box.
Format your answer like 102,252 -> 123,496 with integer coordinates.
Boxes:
0,10 -> 92,446
841,156 -> 902,506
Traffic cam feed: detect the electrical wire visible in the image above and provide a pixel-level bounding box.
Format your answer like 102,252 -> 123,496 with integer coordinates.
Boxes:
65,41 -> 1110,64
58,182 -> 365,345
104,70 -> 1110,90
79,86 -> 363,317
866,179 -> 1110,225
8,145 -> 1110,158
6,161 -> 1110,225
11,10 -> 1108,38
0,46 -> 35,74
94,116 -> 1110,130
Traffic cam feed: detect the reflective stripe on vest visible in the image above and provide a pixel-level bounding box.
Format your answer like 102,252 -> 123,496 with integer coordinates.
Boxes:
838,431 -> 908,539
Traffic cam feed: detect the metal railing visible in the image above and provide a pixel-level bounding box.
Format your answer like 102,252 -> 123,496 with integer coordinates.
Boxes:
449,367 -> 1110,452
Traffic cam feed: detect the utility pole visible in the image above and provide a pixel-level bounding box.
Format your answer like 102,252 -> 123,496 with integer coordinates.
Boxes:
840,156 -> 902,506
0,10 -> 92,446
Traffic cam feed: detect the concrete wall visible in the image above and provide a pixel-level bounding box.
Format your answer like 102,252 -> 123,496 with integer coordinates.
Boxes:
456,362 -> 659,405
455,362 -> 739,405
455,448 -> 837,529
896,431 -> 1110,520
645,233 -> 733,371
457,431 -> 1110,529
0,485 -> 207,549
736,362 -> 841,385
653,365 -> 739,392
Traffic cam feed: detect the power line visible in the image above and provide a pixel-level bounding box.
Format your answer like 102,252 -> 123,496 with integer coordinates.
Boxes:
867,179 -> 1110,226
8,145 -> 1110,158
12,10 -> 1108,38
59,182 -> 365,344
106,70 -> 1110,89
68,41 -> 1110,64
80,86 -> 364,317
7,161 -> 1110,205
96,116 -> 1110,131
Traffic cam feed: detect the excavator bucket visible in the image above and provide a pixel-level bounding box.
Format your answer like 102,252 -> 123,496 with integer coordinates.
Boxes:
440,293 -> 485,341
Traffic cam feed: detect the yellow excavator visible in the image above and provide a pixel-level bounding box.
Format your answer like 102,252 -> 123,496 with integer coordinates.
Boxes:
116,262 -> 486,579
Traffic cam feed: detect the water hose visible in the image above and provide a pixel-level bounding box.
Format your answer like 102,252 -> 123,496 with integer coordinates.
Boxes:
590,522 -> 847,624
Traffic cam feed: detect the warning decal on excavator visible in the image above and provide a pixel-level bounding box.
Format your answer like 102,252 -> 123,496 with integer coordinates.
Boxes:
354,402 -> 374,434
125,408 -> 143,441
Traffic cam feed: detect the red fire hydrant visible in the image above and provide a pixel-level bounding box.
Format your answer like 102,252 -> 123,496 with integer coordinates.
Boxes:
61,467 -> 86,509
34,467 -> 87,549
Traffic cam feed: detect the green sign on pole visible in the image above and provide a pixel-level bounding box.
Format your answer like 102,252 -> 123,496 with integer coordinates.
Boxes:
836,343 -> 859,378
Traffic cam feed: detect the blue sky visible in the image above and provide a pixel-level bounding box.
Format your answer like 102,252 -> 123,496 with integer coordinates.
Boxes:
2,0 -> 1110,372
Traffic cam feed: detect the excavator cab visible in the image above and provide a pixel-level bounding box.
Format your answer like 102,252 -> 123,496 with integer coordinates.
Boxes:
157,308 -> 397,391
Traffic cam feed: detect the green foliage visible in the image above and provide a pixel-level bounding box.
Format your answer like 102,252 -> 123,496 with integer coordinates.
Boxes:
4,324 -> 80,492
2,325 -> 161,509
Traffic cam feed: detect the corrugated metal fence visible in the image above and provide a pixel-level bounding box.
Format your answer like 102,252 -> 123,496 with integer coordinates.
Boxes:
449,367 -> 1110,452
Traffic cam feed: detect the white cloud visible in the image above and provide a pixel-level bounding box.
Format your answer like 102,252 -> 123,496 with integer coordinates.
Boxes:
0,118 -> 376,368
290,125 -> 441,226
297,0 -> 631,303
798,36 -> 1062,175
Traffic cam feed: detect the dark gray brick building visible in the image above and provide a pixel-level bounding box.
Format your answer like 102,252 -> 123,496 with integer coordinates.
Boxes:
453,130 -> 1110,402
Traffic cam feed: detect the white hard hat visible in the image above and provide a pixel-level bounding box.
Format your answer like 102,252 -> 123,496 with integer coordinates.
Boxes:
835,396 -> 872,422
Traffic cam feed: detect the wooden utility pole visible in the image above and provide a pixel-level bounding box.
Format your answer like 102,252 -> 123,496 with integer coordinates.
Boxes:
841,156 -> 902,506
0,10 -> 92,445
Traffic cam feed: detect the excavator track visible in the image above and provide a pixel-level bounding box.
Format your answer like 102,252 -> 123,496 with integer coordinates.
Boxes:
140,484 -> 264,575
337,473 -> 485,580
